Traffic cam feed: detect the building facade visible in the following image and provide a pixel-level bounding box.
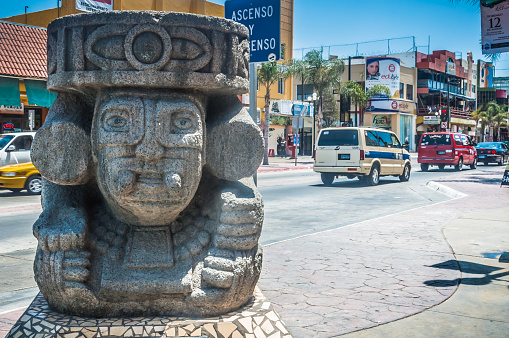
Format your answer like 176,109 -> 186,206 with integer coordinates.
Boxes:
0,21 -> 55,134
416,50 -> 477,142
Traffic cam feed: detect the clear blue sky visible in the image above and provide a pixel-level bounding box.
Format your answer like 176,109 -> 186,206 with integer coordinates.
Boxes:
5,0 -> 509,75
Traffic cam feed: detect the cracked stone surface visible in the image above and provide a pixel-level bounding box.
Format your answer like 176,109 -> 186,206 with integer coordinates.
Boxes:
258,172 -> 508,337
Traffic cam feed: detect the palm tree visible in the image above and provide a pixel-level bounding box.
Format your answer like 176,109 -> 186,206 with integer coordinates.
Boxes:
485,101 -> 501,141
341,82 -> 391,126
470,107 -> 484,142
258,62 -> 288,165
493,104 -> 508,141
302,49 -> 345,133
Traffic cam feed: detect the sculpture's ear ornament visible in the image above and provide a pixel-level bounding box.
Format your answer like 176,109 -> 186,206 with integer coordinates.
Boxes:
205,95 -> 263,181
31,93 -> 92,185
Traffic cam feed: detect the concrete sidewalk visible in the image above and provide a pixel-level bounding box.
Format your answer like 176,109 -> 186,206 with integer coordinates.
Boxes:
259,168 -> 509,337
257,155 -> 314,173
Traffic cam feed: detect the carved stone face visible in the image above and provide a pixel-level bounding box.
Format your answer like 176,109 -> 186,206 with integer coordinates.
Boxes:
92,91 -> 205,225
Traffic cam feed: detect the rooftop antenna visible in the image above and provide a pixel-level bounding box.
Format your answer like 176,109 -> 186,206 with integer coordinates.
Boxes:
24,6 -> 28,24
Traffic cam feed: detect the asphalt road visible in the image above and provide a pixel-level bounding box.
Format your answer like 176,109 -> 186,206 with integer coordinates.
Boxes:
0,163 -> 504,313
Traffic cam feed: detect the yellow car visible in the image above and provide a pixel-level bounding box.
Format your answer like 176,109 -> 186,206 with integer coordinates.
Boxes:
0,162 -> 42,194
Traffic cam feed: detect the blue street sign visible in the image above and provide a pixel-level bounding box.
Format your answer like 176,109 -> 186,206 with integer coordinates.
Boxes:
225,0 -> 281,63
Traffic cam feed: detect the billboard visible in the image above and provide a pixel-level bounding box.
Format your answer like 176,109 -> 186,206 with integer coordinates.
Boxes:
365,57 -> 400,99
76,0 -> 113,12
478,61 -> 494,88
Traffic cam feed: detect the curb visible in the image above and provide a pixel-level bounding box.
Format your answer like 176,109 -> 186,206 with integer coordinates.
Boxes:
257,165 -> 313,173
426,181 -> 468,199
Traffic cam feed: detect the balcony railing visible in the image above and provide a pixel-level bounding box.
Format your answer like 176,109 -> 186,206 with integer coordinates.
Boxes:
417,107 -> 473,119
417,79 -> 466,96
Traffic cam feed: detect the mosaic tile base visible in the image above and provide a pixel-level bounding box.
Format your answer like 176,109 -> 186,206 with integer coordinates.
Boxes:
6,287 -> 292,338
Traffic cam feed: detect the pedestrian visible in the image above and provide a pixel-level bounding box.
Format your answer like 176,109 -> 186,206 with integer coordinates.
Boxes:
277,136 -> 282,157
281,139 -> 286,157
404,137 -> 409,149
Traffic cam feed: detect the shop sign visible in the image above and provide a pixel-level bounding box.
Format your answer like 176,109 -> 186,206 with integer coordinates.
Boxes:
76,0 -> 113,13
423,116 -> 440,124
372,115 -> 392,128
3,123 -> 15,131
365,57 -> 400,99
366,99 -> 415,114
0,103 -> 24,115
446,60 -> 456,76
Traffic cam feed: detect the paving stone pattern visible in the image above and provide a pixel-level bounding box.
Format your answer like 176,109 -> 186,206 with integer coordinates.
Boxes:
6,288 -> 291,338
259,171 -> 508,337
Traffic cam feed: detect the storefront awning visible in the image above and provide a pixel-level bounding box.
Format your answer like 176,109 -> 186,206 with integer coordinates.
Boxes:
24,80 -> 57,108
0,77 -> 21,108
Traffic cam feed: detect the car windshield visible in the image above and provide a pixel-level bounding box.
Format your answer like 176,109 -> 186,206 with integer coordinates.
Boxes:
318,130 -> 359,146
420,134 -> 451,146
0,135 -> 14,150
476,142 -> 501,149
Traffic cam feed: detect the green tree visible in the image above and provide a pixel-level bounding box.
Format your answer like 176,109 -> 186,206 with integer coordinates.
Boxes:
258,62 -> 288,165
302,49 -> 345,133
341,82 -> 391,126
322,88 -> 341,128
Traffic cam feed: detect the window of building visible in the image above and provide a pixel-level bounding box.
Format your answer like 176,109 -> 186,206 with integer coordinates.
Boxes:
296,84 -> 314,101
406,84 -> 413,101
399,83 -> 404,99
278,77 -> 285,94
472,85 -> 476,93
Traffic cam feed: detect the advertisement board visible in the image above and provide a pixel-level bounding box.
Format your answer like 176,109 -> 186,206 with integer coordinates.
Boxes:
481,0 -> 509,54
269,99 -> 293,115
372,115 -> 392,128
478,61 -> 494,88
292,103 -> 314,117
76,0 -> 113,12
365,57 -> 400,99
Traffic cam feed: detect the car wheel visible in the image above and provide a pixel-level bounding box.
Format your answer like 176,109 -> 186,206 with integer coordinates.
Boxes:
367,164 -> 380,186
455,157 -> 463,171
9,188 -> 22,193
438,164 -> 445,170
420,163 -> 429,172
399,163 -> 411,182
470,157 -> 477,170
321,173 -> 334,186
26,175 -> 42,195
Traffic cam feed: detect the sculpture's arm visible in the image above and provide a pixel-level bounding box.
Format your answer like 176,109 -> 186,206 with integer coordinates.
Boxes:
201,176 -> 263,289
33,180 -> 90,284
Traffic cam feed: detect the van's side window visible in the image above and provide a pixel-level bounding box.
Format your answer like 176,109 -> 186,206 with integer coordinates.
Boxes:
378,132 -> 393,148
460,135 -> 469,146
454,135 -> 462,146
365,130 -> 379,147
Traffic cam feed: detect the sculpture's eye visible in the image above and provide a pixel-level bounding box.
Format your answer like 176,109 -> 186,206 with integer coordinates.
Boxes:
170,111 -> 197,134
102,110 -> 131,132
107,115 -> 127,128
174,117 -> 193,130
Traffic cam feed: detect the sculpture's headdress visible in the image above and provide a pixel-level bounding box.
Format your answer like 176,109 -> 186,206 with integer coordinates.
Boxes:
33,11 -> 262,185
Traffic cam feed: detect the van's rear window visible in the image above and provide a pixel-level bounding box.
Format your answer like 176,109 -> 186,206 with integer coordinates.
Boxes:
318,130 -> 359,146
420,134 -> 451,146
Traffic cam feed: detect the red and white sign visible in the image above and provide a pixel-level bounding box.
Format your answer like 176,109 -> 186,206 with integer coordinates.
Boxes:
391,101 -> 398,109
441,122 -> 448,129
76,0 -> 113,12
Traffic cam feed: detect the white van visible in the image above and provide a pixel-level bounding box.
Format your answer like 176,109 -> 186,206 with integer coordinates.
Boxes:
314,127 -> 411,186
0,132 -> 36,166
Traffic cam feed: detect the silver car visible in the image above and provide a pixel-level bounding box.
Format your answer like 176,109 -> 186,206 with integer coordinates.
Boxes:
0,132 -> 36,166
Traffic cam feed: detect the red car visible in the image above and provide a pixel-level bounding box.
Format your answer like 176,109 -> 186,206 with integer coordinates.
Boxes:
418,132 -> 477,171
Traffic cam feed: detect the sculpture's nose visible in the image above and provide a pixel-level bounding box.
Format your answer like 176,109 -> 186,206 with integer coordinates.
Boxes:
135,130 -> 164,162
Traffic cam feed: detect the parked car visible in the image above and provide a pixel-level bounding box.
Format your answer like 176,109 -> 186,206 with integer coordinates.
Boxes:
0,132 -> 36,166
475,142 -> 509,165
314,127 -> 411,186
417,132 -> 477,171
0,162 -> 42,194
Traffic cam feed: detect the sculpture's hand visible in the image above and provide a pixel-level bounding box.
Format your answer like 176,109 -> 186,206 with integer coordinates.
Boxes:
33,205 -> 88,252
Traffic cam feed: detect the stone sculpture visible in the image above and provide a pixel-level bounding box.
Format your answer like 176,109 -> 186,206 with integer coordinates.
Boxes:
31,11 -> 264,318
